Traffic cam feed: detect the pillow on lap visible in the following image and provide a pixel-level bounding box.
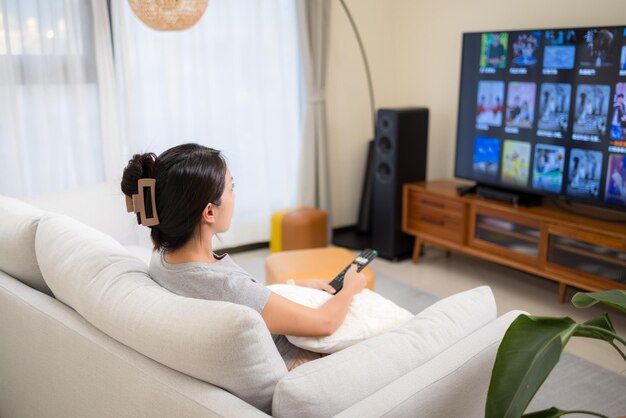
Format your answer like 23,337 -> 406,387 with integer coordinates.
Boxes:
267,284 -> 413,353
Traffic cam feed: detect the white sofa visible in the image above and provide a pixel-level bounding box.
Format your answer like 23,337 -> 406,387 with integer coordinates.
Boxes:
0,181 -> 525,417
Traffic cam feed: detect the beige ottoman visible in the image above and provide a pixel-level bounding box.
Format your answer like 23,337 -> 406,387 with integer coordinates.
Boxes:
265,247 -> 375,290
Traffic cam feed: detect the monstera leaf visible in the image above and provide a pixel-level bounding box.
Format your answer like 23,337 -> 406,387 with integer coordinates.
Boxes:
572,290 -> 626,314
485,314 -> 620,417
486,315 -> 578,418
487,290 -> 626,418
522,407 -> 567,418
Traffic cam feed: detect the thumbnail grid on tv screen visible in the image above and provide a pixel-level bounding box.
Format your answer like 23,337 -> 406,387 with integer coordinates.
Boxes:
455,26 -> 626,209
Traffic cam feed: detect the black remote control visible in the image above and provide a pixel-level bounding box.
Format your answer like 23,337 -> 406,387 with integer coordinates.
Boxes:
328,249 -> 378,293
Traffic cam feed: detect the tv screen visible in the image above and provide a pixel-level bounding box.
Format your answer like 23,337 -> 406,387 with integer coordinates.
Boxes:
455,26 -> 626,210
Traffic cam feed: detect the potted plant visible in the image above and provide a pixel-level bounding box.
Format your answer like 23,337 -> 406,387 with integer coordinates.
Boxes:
485,289 -> 626,418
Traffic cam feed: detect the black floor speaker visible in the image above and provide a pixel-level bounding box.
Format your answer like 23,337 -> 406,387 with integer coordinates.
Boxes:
356,139 -> 375,234
372,108 -> 429,260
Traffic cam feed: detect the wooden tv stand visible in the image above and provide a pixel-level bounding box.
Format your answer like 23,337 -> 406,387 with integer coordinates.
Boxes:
402,179 -> 626,303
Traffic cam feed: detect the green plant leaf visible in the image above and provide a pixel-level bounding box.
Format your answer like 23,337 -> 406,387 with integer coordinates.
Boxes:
486,315 -> 578,418
573,314 -> 615,342
522,408 -> 610,418
522,407 -> 566,418
571,290 -> 626,313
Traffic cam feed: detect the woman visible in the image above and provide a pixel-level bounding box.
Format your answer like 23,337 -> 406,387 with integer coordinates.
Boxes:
121,143 -> 367,370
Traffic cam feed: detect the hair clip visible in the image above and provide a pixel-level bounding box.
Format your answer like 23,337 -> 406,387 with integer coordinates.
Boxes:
125,178 -> 160,226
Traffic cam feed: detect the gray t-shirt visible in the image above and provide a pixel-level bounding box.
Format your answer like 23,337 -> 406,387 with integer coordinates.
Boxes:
148,250 -> 298,366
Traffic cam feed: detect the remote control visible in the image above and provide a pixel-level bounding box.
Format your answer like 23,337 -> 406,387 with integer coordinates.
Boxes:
328,248 -> 378,293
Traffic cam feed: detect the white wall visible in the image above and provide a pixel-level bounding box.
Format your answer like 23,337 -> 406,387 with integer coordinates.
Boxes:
326,0 -> 398,227
327,0 -> 626,227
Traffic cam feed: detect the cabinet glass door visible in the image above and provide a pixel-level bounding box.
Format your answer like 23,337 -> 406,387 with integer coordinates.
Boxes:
548,235 -> 626,284
474,214 -> 540,257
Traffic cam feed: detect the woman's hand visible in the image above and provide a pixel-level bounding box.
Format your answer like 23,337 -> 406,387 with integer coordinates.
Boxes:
342,264 -> 367,296
296,279 -> 336,294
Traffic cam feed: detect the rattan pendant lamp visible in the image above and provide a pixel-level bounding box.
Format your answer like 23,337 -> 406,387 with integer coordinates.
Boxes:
128,0 -> 209,31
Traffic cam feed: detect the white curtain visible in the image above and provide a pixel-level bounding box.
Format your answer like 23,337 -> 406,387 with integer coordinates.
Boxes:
111,0 -> 303,248
0,0 -> 116,197
296,0 -> 331,228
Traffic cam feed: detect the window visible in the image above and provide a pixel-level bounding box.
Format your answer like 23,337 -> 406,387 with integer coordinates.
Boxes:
112,0 -> 303,247
0,0 -> 104,196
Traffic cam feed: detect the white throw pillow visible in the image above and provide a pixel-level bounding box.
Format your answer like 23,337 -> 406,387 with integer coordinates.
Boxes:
0,195 -> 50,295
124,244 -> 153,265
35,212 -> 286,413
267,284 -> 414,353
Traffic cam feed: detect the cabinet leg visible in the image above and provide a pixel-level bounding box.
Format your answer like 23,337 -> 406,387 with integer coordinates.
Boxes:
412,237 -> 422,264
558,283 -> 567,304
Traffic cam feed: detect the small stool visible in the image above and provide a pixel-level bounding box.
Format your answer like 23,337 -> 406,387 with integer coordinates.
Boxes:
265,247 -> 375,290
270,207 -> 327,252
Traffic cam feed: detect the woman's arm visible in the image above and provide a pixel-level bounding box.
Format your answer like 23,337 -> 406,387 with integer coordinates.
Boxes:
296,279 -> 336,293
260,265 -> 366,337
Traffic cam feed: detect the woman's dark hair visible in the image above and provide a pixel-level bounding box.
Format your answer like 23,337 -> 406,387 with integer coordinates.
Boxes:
121,143 -> 227,252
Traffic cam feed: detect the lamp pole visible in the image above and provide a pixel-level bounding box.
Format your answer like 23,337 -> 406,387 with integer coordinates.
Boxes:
338,0 -> 377,132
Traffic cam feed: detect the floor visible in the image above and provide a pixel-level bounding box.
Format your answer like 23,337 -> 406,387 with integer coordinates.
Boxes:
232,245 -> 626,376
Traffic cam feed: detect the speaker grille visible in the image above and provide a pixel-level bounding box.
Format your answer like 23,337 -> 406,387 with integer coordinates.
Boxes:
376,162 -> 392,183
377,136 -> 392,155
379,115 -> 393,131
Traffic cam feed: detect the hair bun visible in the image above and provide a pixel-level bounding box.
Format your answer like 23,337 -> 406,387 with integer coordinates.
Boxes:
121,152 -> 157,196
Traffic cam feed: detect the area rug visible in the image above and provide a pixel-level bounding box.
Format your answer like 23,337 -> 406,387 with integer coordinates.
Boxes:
529,351 -> 626,417
373,272 -> 439,314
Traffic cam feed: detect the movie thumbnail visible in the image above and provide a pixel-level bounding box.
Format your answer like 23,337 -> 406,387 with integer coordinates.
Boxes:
610,83 -> 626,140
538,83 -> 571,134
501,140 -> 531,186
578,28 -> 618,68
480,33 -> 508,68
543,30 -> 576,69
505,82 -> 536,129
473,137 -> 501,180
566,148 -> 603,198
476,80 -> 504,127
532,144 -> 565,193
572,84 -> 610,137
510,31 -> 541,67
605,153 -> 626,206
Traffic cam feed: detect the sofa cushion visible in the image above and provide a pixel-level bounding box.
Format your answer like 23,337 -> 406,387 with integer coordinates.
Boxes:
335,310 -> 527,418
35,212 -> 286,414
0,195 -> 51,295
267,284 -> 413,353
272,286 -> 497,418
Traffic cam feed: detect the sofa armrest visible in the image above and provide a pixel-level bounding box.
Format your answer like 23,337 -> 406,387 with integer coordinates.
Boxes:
334,310 -> 526,418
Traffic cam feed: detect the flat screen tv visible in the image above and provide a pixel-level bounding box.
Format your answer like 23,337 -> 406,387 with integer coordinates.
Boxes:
454,26 -> 626,210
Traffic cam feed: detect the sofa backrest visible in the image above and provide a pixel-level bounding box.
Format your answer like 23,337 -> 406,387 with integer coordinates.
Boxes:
35,212 -> 287,413
0,195 -> 52,295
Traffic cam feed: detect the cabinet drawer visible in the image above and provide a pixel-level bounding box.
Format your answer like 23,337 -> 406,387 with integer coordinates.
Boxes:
407,213 -> 464,244
409,191 -> 465,219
